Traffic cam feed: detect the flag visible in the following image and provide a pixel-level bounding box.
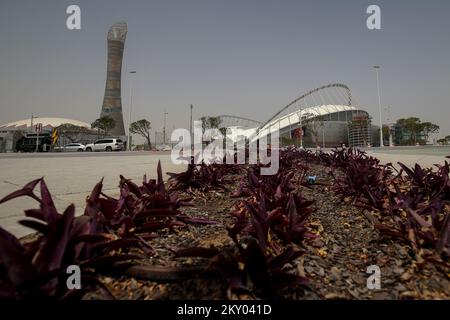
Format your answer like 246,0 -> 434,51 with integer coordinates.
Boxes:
51,128 -> 59,145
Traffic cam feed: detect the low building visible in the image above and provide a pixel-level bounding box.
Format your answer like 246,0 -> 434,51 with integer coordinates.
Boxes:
0,117 -> 96,152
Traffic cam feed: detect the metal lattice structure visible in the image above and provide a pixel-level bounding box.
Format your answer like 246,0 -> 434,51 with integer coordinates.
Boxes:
249,83 -> 371,147
217,115 -> 262,129
256,83 -> 352,133
200,84 -> 372,147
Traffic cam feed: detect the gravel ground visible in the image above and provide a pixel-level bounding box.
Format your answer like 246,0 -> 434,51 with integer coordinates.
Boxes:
82,164 -> 449,300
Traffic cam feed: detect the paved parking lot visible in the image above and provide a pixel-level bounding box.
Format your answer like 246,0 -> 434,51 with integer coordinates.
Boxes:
0,151 -> 186,237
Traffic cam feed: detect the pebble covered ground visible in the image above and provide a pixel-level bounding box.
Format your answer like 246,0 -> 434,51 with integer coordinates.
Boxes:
83,164 -> 450,300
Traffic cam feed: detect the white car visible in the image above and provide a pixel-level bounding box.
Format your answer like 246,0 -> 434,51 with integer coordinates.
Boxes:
63,143 -> 86,152
85,138 -> 124,152
156,144 -> 172,151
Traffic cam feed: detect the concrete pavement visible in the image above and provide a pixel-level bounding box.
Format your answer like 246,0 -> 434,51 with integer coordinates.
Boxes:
1,147 -> 449,237
367,146 -> 450,168
0,152 -> 186,237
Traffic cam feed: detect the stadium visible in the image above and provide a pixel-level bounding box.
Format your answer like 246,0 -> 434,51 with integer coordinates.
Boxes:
217,83 -> 377,148
0,84 -> 377,152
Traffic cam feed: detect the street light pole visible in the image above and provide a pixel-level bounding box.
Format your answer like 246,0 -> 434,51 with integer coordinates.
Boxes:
385,106 -> 394,147
30,114 -> 34,134
128,71 -> 137,151
297,102 -> 303,148
373,66 -> 384,147
163,111 -> 168,145
190,105 -> 193,137
31,114 -> 39,152
35,122 -> 41,153
190,104 -> 193,150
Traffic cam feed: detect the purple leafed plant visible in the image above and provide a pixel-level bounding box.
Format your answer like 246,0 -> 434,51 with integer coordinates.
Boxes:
85,160 -> 216,240
326,150 -> 450,259
229,190 -> 316,249
173,235 -> 308,297
167,161 -> 230,192
0,178 -> 139,300
330,157 -> 395,211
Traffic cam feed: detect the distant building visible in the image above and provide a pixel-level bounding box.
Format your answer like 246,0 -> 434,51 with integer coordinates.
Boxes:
0,117 -> 94,152
219,105 -> 374,148
100,22 -> 127,137
258,104 -> 373,148
216,84 -> 377,148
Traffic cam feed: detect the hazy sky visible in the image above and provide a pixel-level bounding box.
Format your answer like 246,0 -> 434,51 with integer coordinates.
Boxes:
1,0 -> 450,139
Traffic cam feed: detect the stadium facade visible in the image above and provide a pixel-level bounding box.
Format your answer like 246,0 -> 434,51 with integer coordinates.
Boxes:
257,105 -> 373,148
217,84 -> 376,148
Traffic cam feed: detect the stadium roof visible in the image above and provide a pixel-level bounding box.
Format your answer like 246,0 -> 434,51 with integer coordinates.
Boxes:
298,104 -> 358,118
0,117 -> 91,130
258,104 -> 362,136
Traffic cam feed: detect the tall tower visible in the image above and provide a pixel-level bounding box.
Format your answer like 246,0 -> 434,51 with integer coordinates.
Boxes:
100,22 -> 127,136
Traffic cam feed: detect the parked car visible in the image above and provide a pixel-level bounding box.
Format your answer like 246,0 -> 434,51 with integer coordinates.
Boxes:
63,143 -> 86,152
85,138 -> 124,152
156,144 -> 172,151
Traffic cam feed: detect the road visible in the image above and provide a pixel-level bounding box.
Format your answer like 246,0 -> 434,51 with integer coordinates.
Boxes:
316,145 -> 450,168
1,146 -> 449,237
366,145 -> 450,168
0,151 -> 186,237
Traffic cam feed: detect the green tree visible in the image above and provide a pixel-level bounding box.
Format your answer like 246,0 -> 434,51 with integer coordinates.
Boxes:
130,119 -> 152,150
421,122 -> 440,143
382,125 -> 390,141
91,116 -> 115,137
200,116 -> 208,134
56,123 -> 91,143
219,127 -> 227,136
200,116 -> 222,132
396,118 -> 440,145
396,117 -> 422,145
207,116 -> 222,129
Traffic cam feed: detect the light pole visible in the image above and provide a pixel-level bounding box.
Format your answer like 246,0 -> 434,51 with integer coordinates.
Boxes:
385,106 -> 394,147
190,104 -> 193,150
30,114 -> 35,134
128,71 -> 137,151
30,115 -> 40,152
296,102 -> 303,148
163,111 -> 168,145
373,66 -> 384,147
